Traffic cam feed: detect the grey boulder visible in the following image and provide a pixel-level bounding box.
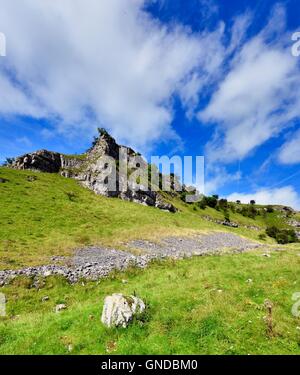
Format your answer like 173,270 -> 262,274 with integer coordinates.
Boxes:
101,293 -> 145,328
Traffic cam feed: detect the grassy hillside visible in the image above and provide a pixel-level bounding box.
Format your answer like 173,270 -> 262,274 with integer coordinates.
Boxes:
0,167 -> 295,269
1,167 -> 300,354
0,167 -> 213,269
1,248 -> 300,354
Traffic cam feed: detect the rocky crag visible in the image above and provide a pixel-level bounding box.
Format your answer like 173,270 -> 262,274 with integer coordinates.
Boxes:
11,130 -> 177,212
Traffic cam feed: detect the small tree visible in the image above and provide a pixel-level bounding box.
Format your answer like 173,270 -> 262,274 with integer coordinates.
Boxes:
276,231 -> 289,244
89,128 -> 110,150
286,229 -> 298,243
205,195 -> 218,209
97,127 -> 109,137
250,200 -> 256,205
265,226 -> 298,244
198,198 -> 207,210
218,198 -> 228,210
266,226 -> 279,239
3,157 -> 15,166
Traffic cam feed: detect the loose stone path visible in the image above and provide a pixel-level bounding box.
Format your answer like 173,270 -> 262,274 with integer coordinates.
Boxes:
0,232 -> 266,285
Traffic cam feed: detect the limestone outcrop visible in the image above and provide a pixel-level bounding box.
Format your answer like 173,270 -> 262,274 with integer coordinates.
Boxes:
12,150 -> 62,173
11,131 -> 177,212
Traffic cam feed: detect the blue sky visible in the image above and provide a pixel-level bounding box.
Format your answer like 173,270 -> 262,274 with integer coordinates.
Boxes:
0,0 -> 300,207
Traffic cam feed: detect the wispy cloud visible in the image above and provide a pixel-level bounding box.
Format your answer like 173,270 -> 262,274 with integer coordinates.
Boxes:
278,129 -> 300,165
227,186 -> 300,210
0,0 -> 225,152
1,0 -> 300,204
200,5 -> 300,164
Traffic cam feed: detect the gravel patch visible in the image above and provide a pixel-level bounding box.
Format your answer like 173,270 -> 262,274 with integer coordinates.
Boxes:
0,232 -> 262,286
129,232 -> 261,257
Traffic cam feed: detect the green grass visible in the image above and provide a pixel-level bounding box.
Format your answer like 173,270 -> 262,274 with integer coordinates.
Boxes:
1,167 -> 300,354
0,167 -> 277,269
1,248 -> 300,354
0,167 -> 219,268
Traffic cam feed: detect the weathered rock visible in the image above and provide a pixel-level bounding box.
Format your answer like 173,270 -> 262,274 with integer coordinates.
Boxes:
11,132 -> 177,212
101,293 -> 146,328
155,195 -> 177,212
202,215 -> 261,231
222,221 -> 239,228
12,150 -> 62,173
55,304 -> 67,313
288,219 -> 300,228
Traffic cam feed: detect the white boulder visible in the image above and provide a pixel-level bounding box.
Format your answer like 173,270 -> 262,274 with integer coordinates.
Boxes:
55,304 -> 66,313
101,293 -> 145,328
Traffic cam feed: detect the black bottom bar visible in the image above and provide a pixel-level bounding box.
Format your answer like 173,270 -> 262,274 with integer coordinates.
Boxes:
1,355 -> 300,374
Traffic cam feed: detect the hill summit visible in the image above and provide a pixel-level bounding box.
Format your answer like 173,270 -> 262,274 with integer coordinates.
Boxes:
10,129 -> 177,212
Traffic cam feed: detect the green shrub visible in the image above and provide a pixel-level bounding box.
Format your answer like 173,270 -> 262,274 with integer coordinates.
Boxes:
258,233 -> 267,241
204,195 -> 218,209
285,229 -> 298,243
276,232 -> 289,244
218,199 -> 228,210
240,205 -> 258,219
198,199 -> 207,210
266,226 -> 298,244
266,226 -> 280,239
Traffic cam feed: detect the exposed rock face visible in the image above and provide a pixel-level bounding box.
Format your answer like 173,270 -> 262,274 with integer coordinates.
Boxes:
288,219 -> 300,228
101,293 -> 146,328
13,150 -> 62,173
11,132 -> 177,212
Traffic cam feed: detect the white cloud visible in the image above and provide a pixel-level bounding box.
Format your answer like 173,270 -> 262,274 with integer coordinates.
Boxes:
227,186 -> 300,210
278,130 -> 300,165
0,0 -> 226,151
1,0 -> 300,211
199,5 -> 300,163
205,166 -> 241,195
